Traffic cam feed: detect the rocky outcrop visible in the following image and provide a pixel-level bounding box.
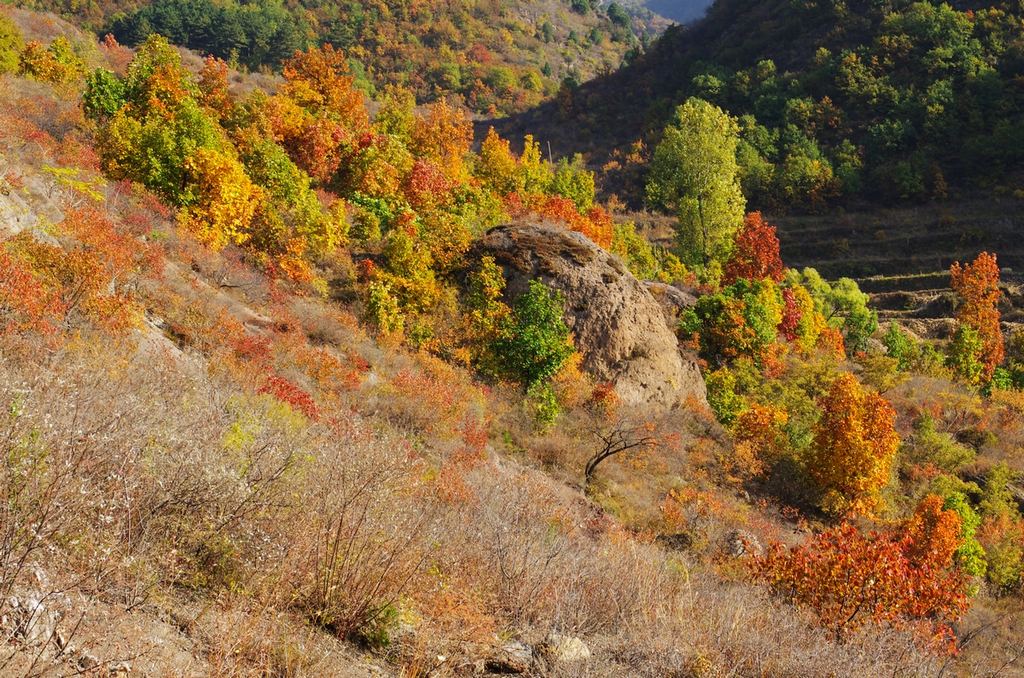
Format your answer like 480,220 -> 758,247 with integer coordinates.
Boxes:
645,280 -> 698,327
470,222 -> 706,411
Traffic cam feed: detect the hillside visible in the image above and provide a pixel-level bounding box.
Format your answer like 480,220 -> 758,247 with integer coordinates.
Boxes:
3,4 -> 1024,676
642,0 -> 713,23
488,0 -> 1024,207
11,0 -> 668,116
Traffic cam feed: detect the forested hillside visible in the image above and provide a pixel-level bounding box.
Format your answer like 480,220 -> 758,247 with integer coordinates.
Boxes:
11,0 -> 666,115
2,2 -> 1024,676
493,0 -> 1024,209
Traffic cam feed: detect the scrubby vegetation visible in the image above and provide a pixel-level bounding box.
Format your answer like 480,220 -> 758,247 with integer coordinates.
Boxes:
14,0 -> 663,116
1,3 -> 1024,676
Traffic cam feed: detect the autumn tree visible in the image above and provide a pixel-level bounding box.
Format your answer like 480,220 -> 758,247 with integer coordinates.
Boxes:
198,56 -> 233,120
178,148 -> 265,250
757,495 -> 969,649
724,211 -> 785,284
807,372 -> 899,516
786,267 -> 877,354
950,252 -> 1003,383
409,99 -> 473,182
646,97 -> 745,266
475,127 -> 520,195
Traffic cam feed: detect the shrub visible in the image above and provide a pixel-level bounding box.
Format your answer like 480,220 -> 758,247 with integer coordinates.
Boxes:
491,280 -> 574,388
757,496 -> 969,650
0,14 -> 23,75
19,36 -> 85,84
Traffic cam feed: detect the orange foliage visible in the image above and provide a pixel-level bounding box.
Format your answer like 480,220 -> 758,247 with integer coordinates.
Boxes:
732,403 -> 789,477
513,195 -> 614,249
724,212 -> 785,284
281,45 -> 368,131
756,496 -> 969,652
950,252 -> 1004,381
807,373 -> 899,516
198,56 -> 232,119
410,99 -> 473,182
0,248 -> 63,338
816,325 -> 846,360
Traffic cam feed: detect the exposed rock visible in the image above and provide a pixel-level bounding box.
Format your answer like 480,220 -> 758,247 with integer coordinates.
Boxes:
543,633 -> 591,663
470,223 -> 707,411
484,641 -> 536,674
644,281 -> 697,327
7,593 -> 59,646
724,529 -> 763,558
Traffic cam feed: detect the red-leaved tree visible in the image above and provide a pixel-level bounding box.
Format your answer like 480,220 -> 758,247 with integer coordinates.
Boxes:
756,495 -> 969,653
724,211 -> 785,284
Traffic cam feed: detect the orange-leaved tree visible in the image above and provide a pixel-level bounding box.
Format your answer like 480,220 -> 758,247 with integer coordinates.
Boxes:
756,494 -> 969,652
950,252 -> 1003,383
807,372 -> 899,516
724,211 -> 785,284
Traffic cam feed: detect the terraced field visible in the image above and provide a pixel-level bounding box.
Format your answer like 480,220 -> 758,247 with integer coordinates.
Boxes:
632,196 -> 1024,333
774,197 -> 1024,330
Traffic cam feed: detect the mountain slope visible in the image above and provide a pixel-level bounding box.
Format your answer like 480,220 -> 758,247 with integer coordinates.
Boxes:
642,0 -> 713,23
14,0 -> 669,115
488,0 -> 1024,206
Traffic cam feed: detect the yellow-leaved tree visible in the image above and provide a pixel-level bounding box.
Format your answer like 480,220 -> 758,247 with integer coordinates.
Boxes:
807,372 -> 899,516
179,149 -> 265,250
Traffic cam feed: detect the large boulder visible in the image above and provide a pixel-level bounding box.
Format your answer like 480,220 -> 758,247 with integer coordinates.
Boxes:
470,222 -> 706,411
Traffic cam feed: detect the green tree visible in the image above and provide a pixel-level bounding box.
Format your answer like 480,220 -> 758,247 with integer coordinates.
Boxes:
646,98 -> 745,266
83,69 -> 126,121
492,280 -> 574,388
551,154 -> 595,212
0,14 -> 23,75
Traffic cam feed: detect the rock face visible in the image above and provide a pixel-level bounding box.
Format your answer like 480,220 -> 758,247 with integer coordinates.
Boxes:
471,222 -> 707,410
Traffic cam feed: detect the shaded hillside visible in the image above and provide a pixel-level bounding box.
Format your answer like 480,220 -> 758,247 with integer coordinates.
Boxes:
642,0 -> 713,23
486,0 -> 1024,207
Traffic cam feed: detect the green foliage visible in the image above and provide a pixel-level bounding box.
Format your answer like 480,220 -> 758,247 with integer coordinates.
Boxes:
787,268 -> 876,355
492,280 -> 574,388
526,380 -> 561,428
101,99 -> 224,203
979,463 -> 1019,521
646,98 -> 745,266
551,154 -> 596,212
705,366 -> 744,426
903,414 -> 974,473
941,492 -> 986,578
364,281 -> 404,337
83,68 -> 126,121
353,603 -> 400,649
110,0 -> 310,70
947,325 -> 985,386
610,222 -> 687,283
0,14 -> 23,75
882,323 -> 915,371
